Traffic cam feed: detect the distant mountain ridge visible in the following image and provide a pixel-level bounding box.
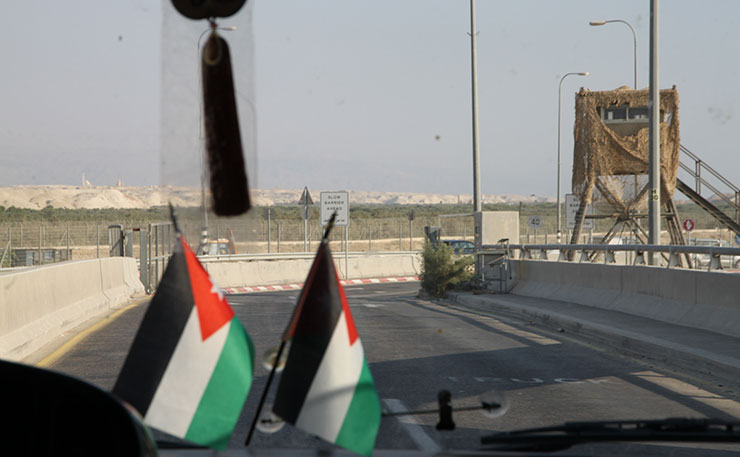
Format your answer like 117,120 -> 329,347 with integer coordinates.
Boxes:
0,185 -> 554,210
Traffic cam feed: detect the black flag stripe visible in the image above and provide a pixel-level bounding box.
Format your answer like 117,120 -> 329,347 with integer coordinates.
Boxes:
273,243 -> 343,424
112,241 -> 194,416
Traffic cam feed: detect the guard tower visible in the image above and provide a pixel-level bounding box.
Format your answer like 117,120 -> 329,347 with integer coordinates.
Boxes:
570,86 -> 690,263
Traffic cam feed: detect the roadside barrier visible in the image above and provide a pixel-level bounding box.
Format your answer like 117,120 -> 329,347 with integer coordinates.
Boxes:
0,258 -> 145,361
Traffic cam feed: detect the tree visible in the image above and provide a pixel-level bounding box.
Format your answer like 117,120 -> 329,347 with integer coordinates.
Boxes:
420,241 -> 474,298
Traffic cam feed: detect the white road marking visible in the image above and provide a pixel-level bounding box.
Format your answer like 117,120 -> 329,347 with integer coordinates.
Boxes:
633,371 -> 740,418
362,303 -> 384,308
382,398 -> 440,451
511,377 -> 544,384
476,316 -> 560,345
472,376 -> 613,385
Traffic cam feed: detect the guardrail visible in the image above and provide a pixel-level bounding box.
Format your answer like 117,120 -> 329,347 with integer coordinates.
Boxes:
197,251 -> 419,262
481,243 -> 740,271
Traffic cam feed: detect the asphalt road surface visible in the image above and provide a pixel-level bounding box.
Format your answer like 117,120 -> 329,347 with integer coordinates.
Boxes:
49,282 -> 740,455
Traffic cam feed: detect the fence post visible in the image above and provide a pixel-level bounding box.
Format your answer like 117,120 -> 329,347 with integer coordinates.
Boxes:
140,229 -> 149,293
66,223 -> 71,261
409,220 -> 413,251
267,209 -> 271,254
38,225 -> 43,265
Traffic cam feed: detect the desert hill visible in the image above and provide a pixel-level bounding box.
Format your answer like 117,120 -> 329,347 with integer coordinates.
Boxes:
0,185 -> 553,210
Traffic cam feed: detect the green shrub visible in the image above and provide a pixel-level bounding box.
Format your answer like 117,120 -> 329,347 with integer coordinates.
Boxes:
420,241 -> 474,298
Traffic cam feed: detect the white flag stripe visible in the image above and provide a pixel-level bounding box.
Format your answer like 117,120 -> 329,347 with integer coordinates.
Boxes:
295,311 -> 365,442
144,309 -> 231,436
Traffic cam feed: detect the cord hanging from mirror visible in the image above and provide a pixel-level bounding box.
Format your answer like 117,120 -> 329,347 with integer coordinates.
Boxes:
201,20 -> 250,215
171,0 -> 251,216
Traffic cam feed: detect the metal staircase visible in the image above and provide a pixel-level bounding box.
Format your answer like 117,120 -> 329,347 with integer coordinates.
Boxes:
677,145 -> 740,237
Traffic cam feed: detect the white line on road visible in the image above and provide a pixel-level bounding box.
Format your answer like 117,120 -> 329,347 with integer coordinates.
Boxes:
475,316 -> 560,345
382,398 -> 440,452
633,371 -> 740,418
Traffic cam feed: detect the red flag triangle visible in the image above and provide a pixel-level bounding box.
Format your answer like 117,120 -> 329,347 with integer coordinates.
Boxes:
181,237 -> 234,341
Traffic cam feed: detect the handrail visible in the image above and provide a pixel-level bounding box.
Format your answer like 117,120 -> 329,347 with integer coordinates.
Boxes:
486,243 -> 740,256
677,164 -> 736,209
680,144 -> 740,193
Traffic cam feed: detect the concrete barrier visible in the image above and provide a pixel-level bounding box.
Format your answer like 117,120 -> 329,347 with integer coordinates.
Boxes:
202,253 -> 422,288
510,260 -> 740,338
0,258 -> 145,361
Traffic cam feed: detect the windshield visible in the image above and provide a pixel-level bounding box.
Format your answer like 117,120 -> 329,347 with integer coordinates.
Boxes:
3,1 -> 740,456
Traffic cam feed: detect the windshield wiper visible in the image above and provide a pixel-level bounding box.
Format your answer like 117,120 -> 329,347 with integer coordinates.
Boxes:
481,418 -> 740,452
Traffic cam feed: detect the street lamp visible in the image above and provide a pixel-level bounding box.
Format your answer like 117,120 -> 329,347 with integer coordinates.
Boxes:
196,25 -> 237,252
557,72 -> 589,243
589,20 -> 637,89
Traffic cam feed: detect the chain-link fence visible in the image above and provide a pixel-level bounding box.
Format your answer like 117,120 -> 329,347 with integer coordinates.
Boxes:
3,214 -> 733,269
0,216 -> 481,268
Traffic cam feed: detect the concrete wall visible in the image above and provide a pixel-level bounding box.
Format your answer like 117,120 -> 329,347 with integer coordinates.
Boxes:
0,258 -> 145,361
510,260 -> 740,338
202,253 -> 422,288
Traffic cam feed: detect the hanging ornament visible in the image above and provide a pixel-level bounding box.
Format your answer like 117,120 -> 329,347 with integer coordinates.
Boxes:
172,0 -> 251,216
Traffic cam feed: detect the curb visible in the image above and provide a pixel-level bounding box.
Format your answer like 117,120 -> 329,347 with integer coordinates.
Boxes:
448,292 -> 740,389
224,276 -> 420,294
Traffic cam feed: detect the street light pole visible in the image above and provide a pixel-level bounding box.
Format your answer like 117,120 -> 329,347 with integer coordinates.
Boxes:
469,0 -> 483,278
648,0 -> 661,264
557,72 -> 589,243
469,0 -> 481,213
589,20 -> 637,89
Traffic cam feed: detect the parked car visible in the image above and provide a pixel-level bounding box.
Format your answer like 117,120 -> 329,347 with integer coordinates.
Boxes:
199,237 -> 237,256
442,239 -> 475,255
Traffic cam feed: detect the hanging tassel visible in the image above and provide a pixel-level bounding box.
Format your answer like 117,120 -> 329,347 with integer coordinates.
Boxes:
202,29 -> 251,216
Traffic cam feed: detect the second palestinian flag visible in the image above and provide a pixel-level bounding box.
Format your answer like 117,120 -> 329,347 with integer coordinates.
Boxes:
273,241 -> 381,456
113,236 -> 254,449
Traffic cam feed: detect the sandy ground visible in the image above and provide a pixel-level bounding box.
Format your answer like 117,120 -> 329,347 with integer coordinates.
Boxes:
0,185 -> 552,210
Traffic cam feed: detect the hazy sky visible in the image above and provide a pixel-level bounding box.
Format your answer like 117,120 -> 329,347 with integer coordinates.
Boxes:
2,1 -> 739,199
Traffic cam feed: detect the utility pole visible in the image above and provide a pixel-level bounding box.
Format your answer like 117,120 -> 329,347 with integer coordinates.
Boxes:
648,0 -> 661,264
469,0 -> 483,277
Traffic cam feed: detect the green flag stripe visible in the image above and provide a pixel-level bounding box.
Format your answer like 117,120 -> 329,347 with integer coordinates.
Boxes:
185,317 -> 255,449
335,359 -> 381,457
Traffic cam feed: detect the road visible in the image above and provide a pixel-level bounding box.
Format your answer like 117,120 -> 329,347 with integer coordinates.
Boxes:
49,282 -> 740,455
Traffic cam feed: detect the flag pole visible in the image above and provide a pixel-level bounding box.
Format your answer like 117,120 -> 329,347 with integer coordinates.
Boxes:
168,203 -> 182,236
244,339 -> 287,446
244,212 -> 337,446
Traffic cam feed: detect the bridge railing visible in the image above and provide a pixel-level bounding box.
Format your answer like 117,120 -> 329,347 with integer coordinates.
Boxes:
482,243 -> 740,272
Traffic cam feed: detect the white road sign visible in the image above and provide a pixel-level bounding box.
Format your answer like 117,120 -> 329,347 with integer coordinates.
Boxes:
565,194 -> 594,230
320,191 -> 350,227
528,215 -> 543,230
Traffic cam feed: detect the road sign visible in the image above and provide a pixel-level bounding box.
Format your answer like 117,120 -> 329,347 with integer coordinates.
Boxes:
408,210 -> 415,221
320,191 -> 349,226
298,187 -> 313,206
735,233 -> 740,246
683,218 -> 695,232
528,215 -> 543,230
565,194 -> 594,230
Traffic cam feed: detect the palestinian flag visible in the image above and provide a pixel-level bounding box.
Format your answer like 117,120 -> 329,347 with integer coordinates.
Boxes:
273,241 -> 381,456
113,235 -> 254,449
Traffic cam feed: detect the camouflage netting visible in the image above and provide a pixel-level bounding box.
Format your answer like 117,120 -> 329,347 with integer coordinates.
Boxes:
572,86 -> 680,214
